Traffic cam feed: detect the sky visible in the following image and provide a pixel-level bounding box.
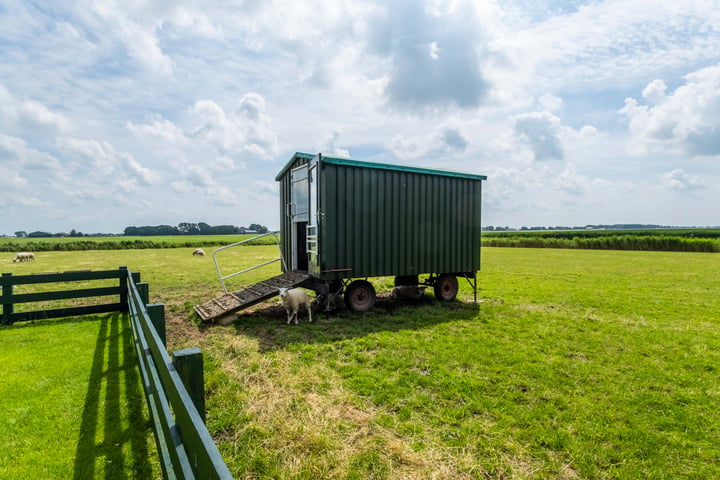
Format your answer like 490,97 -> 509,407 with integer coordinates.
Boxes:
1,0 -> 719,235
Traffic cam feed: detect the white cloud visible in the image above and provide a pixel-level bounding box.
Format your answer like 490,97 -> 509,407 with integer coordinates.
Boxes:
253,180 -> 278,198
661,169 -> 706,192
0,83 -> 70,133
0,165 -> 28,189
366,0 -> 494,111
641,79 -> 668,105
620,64 -> 720,156
1,1 -> 718,232
186,94 -> 279,161
56,137 -> 159,188
126,117 -> 185,143
512,1 -> 720,91
318,130 -> 350,158
538,94 -> 562,112
87,2 -> 174,75
0,134 -> 64,174
388,124 -> 470,160
511,111 -> 564,161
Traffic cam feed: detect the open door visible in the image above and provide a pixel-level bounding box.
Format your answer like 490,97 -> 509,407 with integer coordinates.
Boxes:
307,154 -> 320,276
289,155 -> 320,273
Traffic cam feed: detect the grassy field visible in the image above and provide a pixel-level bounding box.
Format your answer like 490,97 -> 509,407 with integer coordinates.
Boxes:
3,229 -> 720,254
2,246 -> 719,478
0,314 -> 161,479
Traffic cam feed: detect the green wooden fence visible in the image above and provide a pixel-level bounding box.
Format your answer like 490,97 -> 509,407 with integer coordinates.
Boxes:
1,269 -> 128,324
0,267 -> 233,479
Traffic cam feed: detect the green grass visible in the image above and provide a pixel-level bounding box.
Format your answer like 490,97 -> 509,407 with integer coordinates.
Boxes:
0,314 -> 160,479
3,246 -> 720,478
189,248 -> 720,479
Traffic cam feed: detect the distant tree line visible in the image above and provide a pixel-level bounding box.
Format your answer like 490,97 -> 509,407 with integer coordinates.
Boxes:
14,229 -> 88,238
10,222 -> 269,238
123,222 -> 269,236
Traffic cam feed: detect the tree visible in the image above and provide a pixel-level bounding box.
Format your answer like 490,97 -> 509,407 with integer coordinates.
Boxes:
248,223 -> 268,234
15,231 -> 27,238
178,222 -> 200,235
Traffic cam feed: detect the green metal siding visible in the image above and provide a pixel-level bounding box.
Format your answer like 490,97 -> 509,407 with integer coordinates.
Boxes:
318,159 -> 483,280
276,153 -> 485,280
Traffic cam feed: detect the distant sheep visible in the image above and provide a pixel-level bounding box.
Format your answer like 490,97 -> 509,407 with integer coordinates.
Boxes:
192,248 -> 206,256
278,287 -> 313,325
12,252 -> 35,263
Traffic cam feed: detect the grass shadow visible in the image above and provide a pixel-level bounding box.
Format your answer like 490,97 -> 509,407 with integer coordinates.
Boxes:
0,315 -> 90,330
73,313 -> 155,479
230,294 -> 481,352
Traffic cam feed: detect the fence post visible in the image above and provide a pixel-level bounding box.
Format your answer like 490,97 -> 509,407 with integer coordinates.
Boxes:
173,347 -> 206,423
119,267 -> 128,311
1,273 -> 13,325
146,303 -> 166,346
137,283 -> 149,305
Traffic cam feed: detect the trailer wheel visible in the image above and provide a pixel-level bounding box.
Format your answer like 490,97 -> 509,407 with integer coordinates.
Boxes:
434,274 -> 458,301
344,280 -> 376,311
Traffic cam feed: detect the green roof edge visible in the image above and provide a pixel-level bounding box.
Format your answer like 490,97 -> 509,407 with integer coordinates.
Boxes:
276,152 -> 487,181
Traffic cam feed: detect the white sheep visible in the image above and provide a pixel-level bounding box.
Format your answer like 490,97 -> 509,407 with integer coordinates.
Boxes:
12,252 -> 34,263
390,285 -> 426,300
192,248 -> 206,256
278,287 -> 313,325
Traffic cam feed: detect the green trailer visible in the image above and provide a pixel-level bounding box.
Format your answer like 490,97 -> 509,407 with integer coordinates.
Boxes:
275,152 -> 486,311
195,152 -> 486,321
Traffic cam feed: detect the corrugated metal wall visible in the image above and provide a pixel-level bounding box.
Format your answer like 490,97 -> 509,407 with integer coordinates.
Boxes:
318,161 -> 483,280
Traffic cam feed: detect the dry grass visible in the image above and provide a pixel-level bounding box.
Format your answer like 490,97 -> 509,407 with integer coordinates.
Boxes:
208,334 -> 483,479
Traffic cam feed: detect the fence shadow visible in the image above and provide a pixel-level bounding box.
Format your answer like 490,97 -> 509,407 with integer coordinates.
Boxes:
231,295 -> 482,352
73,313 -> 155,479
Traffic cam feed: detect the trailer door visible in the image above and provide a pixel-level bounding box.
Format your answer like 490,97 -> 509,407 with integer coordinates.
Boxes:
290,165 -> 309,271
307,155 -> 320,276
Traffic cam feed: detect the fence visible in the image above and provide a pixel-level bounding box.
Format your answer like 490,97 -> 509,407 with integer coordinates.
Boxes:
1,269 -> 127,324
0,267 -> 233,479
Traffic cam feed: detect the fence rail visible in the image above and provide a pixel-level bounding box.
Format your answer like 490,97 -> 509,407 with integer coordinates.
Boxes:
0,267 -> 233,479
1,269 -> 127,324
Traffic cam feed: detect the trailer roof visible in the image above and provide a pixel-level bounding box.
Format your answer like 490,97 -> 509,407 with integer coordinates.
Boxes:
275,152 -> 487,181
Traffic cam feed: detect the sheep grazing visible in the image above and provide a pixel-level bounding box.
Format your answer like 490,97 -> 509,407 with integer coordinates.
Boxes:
12,252 -> 35,263
192,248 -> 206,256
278,287 -> 313,325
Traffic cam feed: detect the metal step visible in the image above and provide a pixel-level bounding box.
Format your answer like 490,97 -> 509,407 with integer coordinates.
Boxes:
194,270 -> 312,322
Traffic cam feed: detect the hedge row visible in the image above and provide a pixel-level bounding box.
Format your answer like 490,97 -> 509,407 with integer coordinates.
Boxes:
3,234 -> 718,253
482,235 -> 719,253
0,237 -> 277,252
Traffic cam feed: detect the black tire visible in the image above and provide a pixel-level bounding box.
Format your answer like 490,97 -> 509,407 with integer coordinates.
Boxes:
434,274 -> 458,301
344,280 -> 376,311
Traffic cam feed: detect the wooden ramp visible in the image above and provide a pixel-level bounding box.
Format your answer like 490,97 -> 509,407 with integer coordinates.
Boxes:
194,270 -> 312,322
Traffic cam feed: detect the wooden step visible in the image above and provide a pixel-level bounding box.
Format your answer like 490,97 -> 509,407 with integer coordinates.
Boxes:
194,271 -> 312,322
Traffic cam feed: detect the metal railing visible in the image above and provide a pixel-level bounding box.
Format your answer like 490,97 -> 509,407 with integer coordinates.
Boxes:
211,231 -> 286,293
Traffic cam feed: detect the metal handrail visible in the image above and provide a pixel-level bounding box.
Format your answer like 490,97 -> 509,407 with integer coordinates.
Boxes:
212,231 -> 287,293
